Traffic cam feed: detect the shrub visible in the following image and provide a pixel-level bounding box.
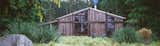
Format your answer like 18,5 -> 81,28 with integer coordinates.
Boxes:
138,28 -> 152,44
3,21 -> 59,43
38,25 -> 60,43
112,27 -> 140,43
138,28 -> 152,40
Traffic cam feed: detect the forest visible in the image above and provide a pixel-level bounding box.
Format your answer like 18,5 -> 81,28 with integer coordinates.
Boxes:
0,0 -> 160,46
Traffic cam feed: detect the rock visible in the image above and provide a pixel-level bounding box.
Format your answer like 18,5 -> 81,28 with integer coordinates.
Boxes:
0,34 -> 32,46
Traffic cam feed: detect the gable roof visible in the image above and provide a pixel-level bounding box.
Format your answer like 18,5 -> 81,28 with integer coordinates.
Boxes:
41,7 -> 126,25
57,7 -> 125,19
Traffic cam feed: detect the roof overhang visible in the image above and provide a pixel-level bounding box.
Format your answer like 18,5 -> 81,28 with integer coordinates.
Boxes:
41,7 -> 126,25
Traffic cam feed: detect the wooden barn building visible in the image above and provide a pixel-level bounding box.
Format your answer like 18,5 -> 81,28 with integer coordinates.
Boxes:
43,7 -> 126,36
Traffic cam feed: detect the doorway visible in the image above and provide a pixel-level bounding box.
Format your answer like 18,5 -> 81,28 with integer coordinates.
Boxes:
106,16 -> 115,37
74,12 -> 89,36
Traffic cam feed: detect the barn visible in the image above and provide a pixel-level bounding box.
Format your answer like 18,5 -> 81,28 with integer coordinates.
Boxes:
43,7 -> 126,36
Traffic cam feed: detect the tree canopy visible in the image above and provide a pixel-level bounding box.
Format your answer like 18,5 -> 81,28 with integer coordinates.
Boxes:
98,0 -> 160,36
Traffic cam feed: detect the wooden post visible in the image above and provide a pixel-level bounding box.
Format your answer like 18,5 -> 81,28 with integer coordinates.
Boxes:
49,24 -> 52,31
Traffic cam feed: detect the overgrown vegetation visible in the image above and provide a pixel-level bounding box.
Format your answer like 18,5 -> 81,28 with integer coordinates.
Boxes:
112,27 -> 140,43
0,0 -> 61,43
3,21 -> 59,43
0,0 -> 88,44
138,28 -> 152,44
0,0 -> 61,31
98,0 -> 160,39
0,0 -> 160,45
34,36 -> 159,46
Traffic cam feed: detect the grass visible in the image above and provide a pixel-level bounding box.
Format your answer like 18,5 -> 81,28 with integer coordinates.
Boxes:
33,36 -> 159,46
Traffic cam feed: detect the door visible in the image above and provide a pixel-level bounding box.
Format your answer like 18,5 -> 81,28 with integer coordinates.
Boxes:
74,12 -> 89,36
106,16 -> 115,37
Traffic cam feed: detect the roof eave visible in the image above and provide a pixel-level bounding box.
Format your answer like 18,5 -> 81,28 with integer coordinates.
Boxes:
41,7 -> 126,25
89,8 -> 126,19
39,20 -> 58,25
56,7 -> 90,19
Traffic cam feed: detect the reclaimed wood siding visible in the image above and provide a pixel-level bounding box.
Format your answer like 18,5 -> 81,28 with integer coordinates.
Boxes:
114,18 -> 124,30
88,9 -> 106,36
58,15 -> 75,36
57,9 -> 124,36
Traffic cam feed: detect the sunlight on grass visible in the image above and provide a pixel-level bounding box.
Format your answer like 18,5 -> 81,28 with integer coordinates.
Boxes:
33,36 -> 158,46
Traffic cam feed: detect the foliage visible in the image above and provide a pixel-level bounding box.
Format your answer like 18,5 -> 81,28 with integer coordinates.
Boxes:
112,27 -> 140,43
138,28 -> 152,44
138,28 -> 152,40
44,0 -> 88,21
98,0 -> 145,25
0,0 -> 61,32
40,0 -> 56,22
0,0 -> 61,22
34,41 -> 55,46
34,36 -> 159,46
3,21 -> 59,43
61,0 -> 88,14
53,0 -> 61,8
98,0 -> 160,39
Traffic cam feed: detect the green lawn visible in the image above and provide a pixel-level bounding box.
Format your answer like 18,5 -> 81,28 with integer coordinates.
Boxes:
34,36 -> 159,46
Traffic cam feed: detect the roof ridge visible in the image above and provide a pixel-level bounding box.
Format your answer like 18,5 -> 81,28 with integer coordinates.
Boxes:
41,7 -> 126,25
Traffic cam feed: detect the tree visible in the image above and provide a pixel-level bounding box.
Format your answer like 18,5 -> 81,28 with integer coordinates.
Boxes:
0,0 -> 61,31
98,0 -> 160,38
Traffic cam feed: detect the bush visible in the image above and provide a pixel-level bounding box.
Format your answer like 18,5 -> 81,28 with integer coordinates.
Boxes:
3,21 -> 59,43
112,27 -> 140,43
138,28 -> 152,44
